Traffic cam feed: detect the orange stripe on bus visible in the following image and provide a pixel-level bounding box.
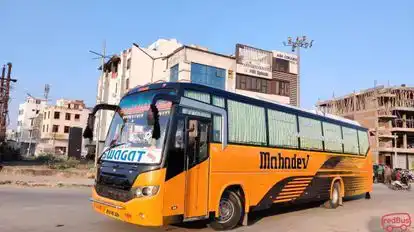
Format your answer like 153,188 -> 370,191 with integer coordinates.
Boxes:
294,177 -> 313,181
287,180 -> 311,184
276,195 -> 300,200
274,199 -> 293,203
281,187 -> 306,192
278,191 -> 303,196
284,184 -> 309,188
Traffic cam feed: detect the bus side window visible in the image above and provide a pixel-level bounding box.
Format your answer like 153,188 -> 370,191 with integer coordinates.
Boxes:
175,120 -> 184,149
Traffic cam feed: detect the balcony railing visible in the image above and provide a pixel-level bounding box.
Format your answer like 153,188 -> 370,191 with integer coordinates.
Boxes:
392,119 -> 414,129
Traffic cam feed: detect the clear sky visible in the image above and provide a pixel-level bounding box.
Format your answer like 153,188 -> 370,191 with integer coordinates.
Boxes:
2,0 -> 413,129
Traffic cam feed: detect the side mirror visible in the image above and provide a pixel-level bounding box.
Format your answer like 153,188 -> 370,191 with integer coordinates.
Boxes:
147,104 -> 159,126
83,113 -> 95,140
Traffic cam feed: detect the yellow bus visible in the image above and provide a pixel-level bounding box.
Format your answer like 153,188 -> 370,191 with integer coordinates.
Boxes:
84,82 -> 372,230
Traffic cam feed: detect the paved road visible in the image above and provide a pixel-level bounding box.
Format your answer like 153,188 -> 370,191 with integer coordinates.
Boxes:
0,184 -> 413,232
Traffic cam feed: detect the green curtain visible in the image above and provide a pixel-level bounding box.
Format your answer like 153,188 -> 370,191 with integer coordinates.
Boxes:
212,96 -> 225,108
213,115 -> 222,142
342,127 -> 359,154
299,116 -> 323,150
323,122 -> 343,152
358,130 -> 369,155
268,109 -> 298,148
184,90 -> 210,103
228,100 -> 266,145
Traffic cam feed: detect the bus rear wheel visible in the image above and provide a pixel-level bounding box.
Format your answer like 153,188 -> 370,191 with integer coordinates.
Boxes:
324,181 -> 341,209
210,191 -> 243,231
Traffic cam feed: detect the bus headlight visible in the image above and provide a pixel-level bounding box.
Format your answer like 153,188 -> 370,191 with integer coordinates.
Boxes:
135,186 -> 159,198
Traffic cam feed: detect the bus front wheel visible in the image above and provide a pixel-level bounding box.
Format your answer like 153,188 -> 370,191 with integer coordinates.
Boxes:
210,191 -> 243,231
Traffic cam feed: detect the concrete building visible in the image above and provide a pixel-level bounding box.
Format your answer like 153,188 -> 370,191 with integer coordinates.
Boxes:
16,96 -> 47,155
35,99 -> 90,156
317,85 -> 414,169
94,38 -> 299,155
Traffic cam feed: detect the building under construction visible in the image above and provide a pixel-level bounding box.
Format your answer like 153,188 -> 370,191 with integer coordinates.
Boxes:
317,84 -> 414,169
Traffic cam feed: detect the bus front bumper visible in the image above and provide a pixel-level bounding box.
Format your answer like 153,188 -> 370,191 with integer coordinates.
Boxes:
90,188 -> 163,227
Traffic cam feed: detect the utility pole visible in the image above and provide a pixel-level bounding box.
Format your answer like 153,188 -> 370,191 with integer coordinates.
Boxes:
283,36 -> 313,108
0,63 -> 17,142
89,41 -> 110,167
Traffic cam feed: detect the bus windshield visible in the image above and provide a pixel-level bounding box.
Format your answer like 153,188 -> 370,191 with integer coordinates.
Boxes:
101,89 -> 174,165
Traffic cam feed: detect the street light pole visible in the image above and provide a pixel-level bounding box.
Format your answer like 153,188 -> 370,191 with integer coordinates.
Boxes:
283,36 -> 313,108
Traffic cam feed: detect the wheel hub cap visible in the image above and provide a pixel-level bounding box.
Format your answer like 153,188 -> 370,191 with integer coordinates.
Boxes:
218,199 -> 234,223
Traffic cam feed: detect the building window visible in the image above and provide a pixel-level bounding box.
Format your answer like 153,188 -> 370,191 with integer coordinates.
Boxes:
44,113 -> 46,119
127,58 -> 131,70
170,64 -> 179,82
190,63 -> 225,90
52,125 -> 59,133
237,74 -> 294,95
64,126 -> 70,133
74,104 -> 79,109
74,114 -> 80,120
55,146 -> 67,155
36,110 -> 39,114
36,99 -> 41,104
18,109 -> 24,115
42,125 -> 45,132
48,111 -> 50,119
279,81 -> 290,97
273,58 -> 290,73
54,111 -> 60,119
65,113 -> 71,120
126,78 -> 129,89
46,124 -> 49,132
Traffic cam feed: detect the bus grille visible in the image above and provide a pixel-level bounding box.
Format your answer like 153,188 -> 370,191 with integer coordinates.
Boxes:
95,184 -> 134,202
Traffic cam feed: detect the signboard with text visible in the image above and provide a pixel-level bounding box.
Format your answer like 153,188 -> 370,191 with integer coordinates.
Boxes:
235,44 -> 273,79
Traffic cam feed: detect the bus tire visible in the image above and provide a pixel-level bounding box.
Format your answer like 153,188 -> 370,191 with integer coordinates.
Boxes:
324,181 -> 341,209
210,191 -> 243,231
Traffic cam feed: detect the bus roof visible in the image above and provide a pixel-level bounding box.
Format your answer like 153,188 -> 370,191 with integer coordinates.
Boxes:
126,82 -> 367,131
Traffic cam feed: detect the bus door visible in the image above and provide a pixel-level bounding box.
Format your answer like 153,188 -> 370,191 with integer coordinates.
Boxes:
184,117 -> 211,219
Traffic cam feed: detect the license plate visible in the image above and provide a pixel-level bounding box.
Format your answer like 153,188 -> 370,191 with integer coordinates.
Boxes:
105,208 -> 120,218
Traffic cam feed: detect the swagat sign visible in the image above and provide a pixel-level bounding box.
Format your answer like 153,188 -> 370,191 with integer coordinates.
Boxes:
101,147 -> 162,164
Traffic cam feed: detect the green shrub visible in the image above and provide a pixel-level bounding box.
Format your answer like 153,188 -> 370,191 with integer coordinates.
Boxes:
49,157 -> 80,170
35,154 -> 63,164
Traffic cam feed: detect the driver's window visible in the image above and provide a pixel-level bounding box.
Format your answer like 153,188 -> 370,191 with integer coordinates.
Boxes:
187,120 -> 198,167
174,120 -> 184,149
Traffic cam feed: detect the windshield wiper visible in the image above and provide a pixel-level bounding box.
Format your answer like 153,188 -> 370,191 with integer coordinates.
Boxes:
97,142 -> 127,163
